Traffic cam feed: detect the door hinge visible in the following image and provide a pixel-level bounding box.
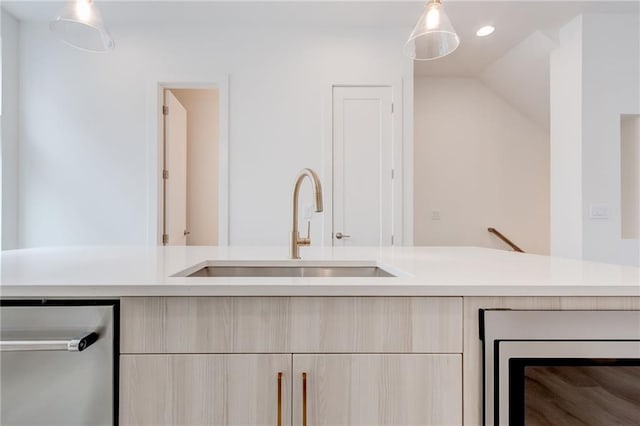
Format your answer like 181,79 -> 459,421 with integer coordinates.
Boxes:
391,103 -> 394,114
391,235 -> 395,245
162,234 -> 169,245
391,169 -> 395,179
163,169 -> 169,179
162,105 -> 169,115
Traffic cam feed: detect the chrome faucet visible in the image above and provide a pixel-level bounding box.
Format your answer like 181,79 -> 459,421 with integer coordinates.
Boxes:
290,168 -> 323,259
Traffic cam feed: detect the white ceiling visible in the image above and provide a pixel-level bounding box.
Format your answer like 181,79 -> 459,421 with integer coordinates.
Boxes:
4,1 -> 637,77
413,1 -> 639,76
480,30 -> 556,129
3,1 -> 425,26
3,0 -> 638,127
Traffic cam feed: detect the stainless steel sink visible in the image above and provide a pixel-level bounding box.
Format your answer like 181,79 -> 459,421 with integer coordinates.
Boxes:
187,266 -> 395,278
174,261 -> 398,278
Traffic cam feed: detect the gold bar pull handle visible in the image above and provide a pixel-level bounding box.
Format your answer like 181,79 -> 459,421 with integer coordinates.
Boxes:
302,372 -> 307,426
277,372 -> 283,426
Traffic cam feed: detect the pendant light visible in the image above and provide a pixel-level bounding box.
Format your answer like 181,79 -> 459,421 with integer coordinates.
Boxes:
405,0 -> 459,61
50,0 -> 114,52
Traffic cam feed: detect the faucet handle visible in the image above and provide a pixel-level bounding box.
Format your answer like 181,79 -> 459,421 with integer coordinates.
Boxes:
305,221 -> 311,239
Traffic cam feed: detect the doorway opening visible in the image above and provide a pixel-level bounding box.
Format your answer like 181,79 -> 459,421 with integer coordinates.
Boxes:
161,87 -> 220,246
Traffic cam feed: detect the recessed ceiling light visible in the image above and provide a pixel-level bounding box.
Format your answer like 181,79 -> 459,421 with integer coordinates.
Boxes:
476,25 -> 495,37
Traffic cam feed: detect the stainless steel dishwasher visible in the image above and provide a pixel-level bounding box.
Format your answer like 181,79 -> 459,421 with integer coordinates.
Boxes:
0,300 -> 118,426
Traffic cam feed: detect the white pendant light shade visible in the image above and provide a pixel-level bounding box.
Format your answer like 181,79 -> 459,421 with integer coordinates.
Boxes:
405,0 -> 459,61
50,0 -> 114,52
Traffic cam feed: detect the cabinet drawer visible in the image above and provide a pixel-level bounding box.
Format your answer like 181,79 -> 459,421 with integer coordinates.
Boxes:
121,297 -> 291,353
121,297 -> 462,354
290,297 -> 462,353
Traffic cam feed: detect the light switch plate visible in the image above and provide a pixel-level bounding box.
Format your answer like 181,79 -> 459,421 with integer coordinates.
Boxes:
589,204 -> 609,220
431,210 -> 441,221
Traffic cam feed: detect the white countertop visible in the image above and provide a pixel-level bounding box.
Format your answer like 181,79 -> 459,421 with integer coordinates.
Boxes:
1,246 -> 639,298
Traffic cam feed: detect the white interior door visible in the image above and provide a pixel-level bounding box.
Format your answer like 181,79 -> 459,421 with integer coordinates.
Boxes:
333,86 -> 394,246
164,90 -> 188,246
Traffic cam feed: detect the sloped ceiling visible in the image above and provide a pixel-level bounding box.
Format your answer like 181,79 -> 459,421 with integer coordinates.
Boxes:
414,1 -> 637,129
480,31 -> 556,130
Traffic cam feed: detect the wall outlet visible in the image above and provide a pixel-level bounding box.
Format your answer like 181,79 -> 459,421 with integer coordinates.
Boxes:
431,210 -> 441,221
589,204 -> 609,220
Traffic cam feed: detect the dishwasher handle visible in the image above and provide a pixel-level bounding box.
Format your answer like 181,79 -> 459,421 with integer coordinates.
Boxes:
0,332 -> 99,352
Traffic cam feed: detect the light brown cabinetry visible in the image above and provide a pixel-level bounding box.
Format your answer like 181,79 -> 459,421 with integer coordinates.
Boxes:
119,297 -> 464,426
120,354 -> 290,426
290,297 -> 462,353
121,297 -> 462,354
120,297 -> 292,353
293,354 -> 462,426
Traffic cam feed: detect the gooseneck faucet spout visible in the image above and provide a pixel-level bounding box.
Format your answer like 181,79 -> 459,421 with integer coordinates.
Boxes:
290,168 -> 324,259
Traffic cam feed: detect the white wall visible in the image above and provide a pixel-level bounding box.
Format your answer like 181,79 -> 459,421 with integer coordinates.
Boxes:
413,77 -> 550,255
621,116 -> 639,240
549,15 -> 583,259
581,13 -> 640,266
16,22 -> 412,247
550,13 -> 640,266
1,9 -> 19,250
171,88 -> 219,246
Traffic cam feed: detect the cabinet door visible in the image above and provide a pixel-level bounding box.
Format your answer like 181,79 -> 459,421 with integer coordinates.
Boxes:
293,354 -> 461,426
120,354 -> 291,426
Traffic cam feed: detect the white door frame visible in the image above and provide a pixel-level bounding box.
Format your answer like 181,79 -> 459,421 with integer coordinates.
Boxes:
146,75 -> 230,246
323,81 -> 404,247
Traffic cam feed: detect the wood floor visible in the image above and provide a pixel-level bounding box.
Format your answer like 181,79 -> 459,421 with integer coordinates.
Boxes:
524,366 -> 640,425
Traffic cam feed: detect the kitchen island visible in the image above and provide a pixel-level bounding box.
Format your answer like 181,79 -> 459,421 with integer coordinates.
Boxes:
1,246 -> 639,426
1,245 -> 639,297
